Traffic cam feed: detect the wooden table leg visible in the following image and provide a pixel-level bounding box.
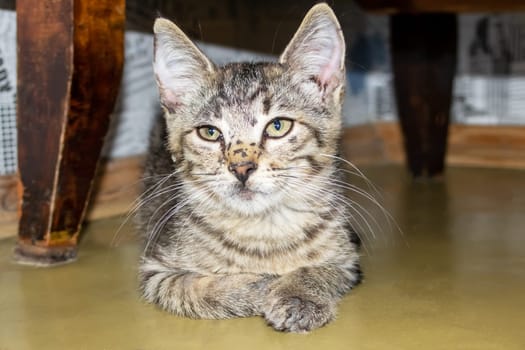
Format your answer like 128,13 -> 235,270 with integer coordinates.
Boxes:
14,0 -> 125,266
390,13 -> 457,178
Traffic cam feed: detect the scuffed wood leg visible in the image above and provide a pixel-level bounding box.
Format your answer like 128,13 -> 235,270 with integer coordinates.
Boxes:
390,13 -> 457,178
14,0 -> 125,266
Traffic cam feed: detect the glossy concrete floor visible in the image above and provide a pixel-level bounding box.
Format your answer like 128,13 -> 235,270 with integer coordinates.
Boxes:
1,165 -> 524,350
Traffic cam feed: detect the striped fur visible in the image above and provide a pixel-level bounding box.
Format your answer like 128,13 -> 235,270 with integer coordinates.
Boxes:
137,3 -> 362,333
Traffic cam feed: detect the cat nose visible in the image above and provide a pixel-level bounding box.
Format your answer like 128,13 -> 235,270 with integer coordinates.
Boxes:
228,161 -> 257,185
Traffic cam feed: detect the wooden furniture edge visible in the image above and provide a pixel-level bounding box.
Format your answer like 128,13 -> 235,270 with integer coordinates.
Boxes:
15,0 -> 125,265
354,0 -> 525,14
1,123 -> 525,239
342,122 -> 525,169
1,156 -> 144,240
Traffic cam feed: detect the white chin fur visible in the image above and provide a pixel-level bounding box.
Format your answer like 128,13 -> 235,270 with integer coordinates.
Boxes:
218,186 -> 284,216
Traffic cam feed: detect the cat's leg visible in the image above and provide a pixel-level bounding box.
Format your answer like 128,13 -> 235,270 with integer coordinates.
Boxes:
262,262 -> 362,333
139,262 -> 272,319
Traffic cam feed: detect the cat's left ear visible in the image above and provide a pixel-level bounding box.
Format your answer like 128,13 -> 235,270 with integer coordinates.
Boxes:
279,3 -> 345,95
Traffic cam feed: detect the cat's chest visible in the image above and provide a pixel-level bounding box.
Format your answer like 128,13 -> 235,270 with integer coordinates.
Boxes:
190,206 -> 341,275
213,205 -> 318,245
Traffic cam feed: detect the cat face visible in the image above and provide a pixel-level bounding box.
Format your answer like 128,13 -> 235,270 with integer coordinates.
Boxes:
153,4 -> 346,216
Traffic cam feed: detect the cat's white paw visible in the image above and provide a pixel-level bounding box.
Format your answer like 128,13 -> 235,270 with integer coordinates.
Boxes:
263,295 -> 335,333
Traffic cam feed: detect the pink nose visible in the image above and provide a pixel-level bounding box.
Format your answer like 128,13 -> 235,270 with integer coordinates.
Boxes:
228,161 -> 257,185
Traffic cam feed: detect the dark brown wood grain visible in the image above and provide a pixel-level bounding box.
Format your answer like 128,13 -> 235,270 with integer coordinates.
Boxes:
16,0 -> 75,248
355,0 -> 525,13
390,13 -> 457,178
51,0 -> 125,242
15,0 -> 125,266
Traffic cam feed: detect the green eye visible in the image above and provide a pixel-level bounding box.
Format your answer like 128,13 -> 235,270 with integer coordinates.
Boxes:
265,118 -> 293,138
197,125 -> 222,141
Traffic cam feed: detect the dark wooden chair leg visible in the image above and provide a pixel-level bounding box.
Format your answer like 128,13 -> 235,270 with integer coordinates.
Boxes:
14,0 -> 125,266
390,13 -> 457,178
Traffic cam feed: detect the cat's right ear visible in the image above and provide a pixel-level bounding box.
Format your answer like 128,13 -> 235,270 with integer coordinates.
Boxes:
153,18 -> 215,112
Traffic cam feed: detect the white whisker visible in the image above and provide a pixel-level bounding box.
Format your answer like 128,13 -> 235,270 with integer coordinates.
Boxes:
112,171 -> 180,247
279,176 -> 373,255
276,158 -> 404,242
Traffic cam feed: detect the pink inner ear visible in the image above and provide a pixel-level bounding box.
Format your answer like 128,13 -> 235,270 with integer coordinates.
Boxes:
160,87 -> 181,112
163,88 -> 178,104
318,40 -> 343,85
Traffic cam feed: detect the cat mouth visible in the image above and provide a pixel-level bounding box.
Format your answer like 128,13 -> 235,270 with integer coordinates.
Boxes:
237,188 -> 257,200
234,185 -> 270,201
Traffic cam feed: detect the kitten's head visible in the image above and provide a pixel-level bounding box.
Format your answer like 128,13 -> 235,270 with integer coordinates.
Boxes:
153,3 -> 346,216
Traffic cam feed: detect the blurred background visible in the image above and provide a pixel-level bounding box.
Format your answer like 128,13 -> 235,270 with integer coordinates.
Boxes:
1,0 -> 525,175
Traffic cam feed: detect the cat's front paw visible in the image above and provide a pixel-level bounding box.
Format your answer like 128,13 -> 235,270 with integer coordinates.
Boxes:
263,295 -> 336,333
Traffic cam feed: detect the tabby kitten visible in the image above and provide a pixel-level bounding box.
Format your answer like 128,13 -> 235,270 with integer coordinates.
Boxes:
137,3 -> 362,333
